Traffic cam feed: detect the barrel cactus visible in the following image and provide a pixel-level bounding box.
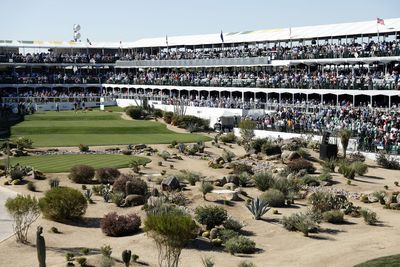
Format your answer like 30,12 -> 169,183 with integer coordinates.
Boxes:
36,226 -> 46,267
122,249 -> 131,267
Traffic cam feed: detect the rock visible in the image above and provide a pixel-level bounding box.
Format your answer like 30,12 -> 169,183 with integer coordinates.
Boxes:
202,231 -> 210,238
33,170 -> 46,180
389,203 -> 400,210
226,192 -> 241,201
226,175 -> 239,186
122,194 -> 145,207
265,154 -> 281,161
10,148 -> 28,157
161,176 -> 181,191
223,182 -> 236,190
281,150 -> 300,163
211,238 -> 223,246
214,177 -> 227,187
134,144 -> 147,150
150,188 -> 159,197
209,228 -> 219,239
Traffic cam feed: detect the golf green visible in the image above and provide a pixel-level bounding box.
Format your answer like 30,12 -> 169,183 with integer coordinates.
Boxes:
10,154 -> 151,173
10,110 -> 211,147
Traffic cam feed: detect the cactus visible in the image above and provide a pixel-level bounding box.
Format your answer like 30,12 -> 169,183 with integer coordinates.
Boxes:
246,197 -> 270,220
36,226 -> 46,267
122,250 -> 131,267
84,189 -> 93,203
102,184 -> 111,203
48,178 -> 60,189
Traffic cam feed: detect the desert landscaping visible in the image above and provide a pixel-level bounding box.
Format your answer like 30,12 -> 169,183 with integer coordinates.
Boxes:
1,108 -> 400,267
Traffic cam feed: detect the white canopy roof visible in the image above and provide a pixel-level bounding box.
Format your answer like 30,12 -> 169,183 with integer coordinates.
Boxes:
0,18 -> 399,50
131,18 -> 400,48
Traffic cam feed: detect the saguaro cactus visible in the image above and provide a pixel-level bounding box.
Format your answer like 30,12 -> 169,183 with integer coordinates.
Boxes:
122,249 -> 131,267
36,226 -> 46,267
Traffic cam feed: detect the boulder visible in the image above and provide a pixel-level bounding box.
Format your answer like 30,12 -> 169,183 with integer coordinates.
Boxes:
214,177 -> 227,187
134,144 -> 147,150
161,176 -> 181,191
33,170 -> 46,180
281,150 -> 301,163
226,175 -> 239,186
389,203 -> 400,210
122,194 -> 145,207
209,228 -> 219,239
265,154 -> 281,161
226,192 -> 241,201
223,182 -> 237,190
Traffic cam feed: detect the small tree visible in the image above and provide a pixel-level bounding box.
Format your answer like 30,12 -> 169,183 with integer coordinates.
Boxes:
239,120 -> 256,152
338,129 -> 351,158
144,208 -> 197,267
199,181 -> 214,200
5,194 -> 40,243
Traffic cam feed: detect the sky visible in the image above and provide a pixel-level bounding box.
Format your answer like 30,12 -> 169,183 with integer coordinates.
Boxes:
1,0 -> 399,42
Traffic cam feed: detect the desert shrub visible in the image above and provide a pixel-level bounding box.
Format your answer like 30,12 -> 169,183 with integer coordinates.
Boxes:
272,177 -> 300,197
78,144 -> 89,152
195,205 -> 227,230
322,210 -> 344,224
302,175 -> 320,186
338,163 -> 355,179
238,173 -> 251,187
282,212 -> 319,236
199,181 -> 214,200
101,212 -> 141,237
351,161 -> 368,176
112,174 -> 148,197
166,191 -> 189,206
177,170 -> 201,186
262,142 -> 281,156
100,255 -> 114,267
27,181 -> 36,191
5,194 -> 40,243
232,163 -> 253,175
48,178 -> 60,189
218,229 -> 239,243
174,115 -> 209,131
68,165 -> 95,184
9,165 -> 29,180
80,248 -> 90,255
239,120 -> 256,152
158,151 -> 171,161
349,152 -> 366,162
95,167 -> 121,184
338,128 -> 352,158
260,189 -> 285,207
318,172 -> 332,182
252,172 -> 274,191
250,138 -> 269,153
220,133 -> 236,143
287,159 -> 315,174
376,152 -> 400,170
111,192 -> 125,207
223,216 -> 244,231
100,244 -> 113,258
121,150 -> 132,155
153,108 -> 163,118
296,148 -> 311,159
126,106 -> 144,119
308,191 -> 346,213
360,209 -> 378,225
13,137 -> 33,149
163,111 -> 174,124
76,257 -> 87,266
144,207 -> 198,267
222,149 -> 235,163
224,236 -> 256,255
39,187 -> 87,221
321,158 -> 337,173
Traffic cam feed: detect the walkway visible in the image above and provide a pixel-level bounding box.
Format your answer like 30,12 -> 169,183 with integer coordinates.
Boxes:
0,186 -> 16,242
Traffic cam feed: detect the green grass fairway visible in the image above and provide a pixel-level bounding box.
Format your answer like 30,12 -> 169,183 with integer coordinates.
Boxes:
10,154 -> 151,173
10,110 -> 210,147
354,255 -> 400,267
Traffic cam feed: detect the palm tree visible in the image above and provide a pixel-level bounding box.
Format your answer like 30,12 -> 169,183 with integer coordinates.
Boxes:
338,128 -> 352,158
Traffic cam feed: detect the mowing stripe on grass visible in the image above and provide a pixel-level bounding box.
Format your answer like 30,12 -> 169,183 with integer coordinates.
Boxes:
10,154 -> 151,173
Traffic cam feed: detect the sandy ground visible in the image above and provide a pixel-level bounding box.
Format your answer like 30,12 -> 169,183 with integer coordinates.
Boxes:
1,118 -> 400,267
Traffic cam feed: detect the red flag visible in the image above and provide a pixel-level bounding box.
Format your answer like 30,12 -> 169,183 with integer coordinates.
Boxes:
377,18 -> 385,25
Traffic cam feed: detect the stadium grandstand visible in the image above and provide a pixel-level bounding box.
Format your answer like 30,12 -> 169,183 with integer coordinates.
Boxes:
1,18 -> 400,153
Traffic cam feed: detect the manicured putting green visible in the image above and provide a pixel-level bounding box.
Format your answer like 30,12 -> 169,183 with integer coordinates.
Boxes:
354,254 -> 400,267
11,110 -> 210,147
10,154 -> 151,173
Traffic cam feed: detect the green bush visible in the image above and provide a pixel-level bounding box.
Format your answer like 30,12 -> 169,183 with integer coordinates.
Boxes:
321,158 -> 337,173
322,210 -> 344,224
231,163 -> 253,175
194,205 -> 227,230
223,216 -> 244,231
238,260 -> 256,267
338,163 -> 355,179
308,191 -> 346,213
126,106 -> 144,119
351,161 -> 368,176
376,152 -> 400,170
222,149 -> 235,163
174,115 -> 209,131
68,165 -> 95,184
177,170 -> 201,186
302,175 -> 320,186
238,173 -> 251,187
5,194 -> 40,243
13,137 -> 33,149
220,133 -> 237,143
39,187 -> 87,221
260,189 -> 285,207
218,229 -> 239,243
287,159 -> 315,174
111,192 -> 125,207
252,172 -> 274,191
250,138 -> 269,153
360,209 -> 378,225
261,142 -> 282,156
318,172 -> 332,182
78,144 -> 89,152
281,211 -> 319,236
199,182 -> 214,200
224,236 -> 256,255
163,111 -> 174,124
95,167 -> 121,184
